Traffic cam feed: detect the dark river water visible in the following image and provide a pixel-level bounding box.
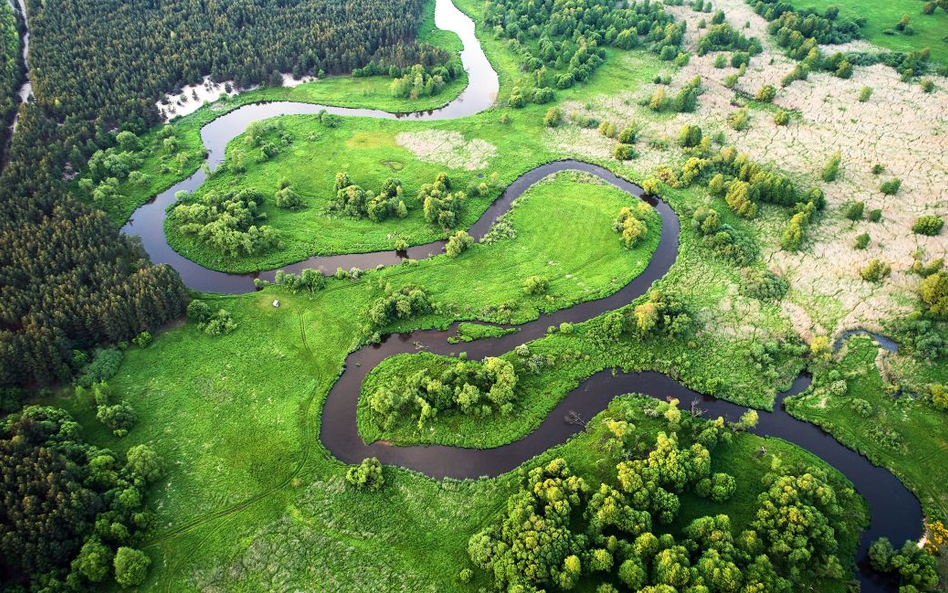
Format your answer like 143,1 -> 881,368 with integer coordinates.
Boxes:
116,1 -> 923,588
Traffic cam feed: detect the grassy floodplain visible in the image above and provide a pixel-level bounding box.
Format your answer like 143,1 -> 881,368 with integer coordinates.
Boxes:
40,0 -> 948,588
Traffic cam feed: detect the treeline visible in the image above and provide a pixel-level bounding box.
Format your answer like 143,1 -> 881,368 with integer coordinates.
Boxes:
28,0 -> 435,123
464,401 -> 864,591
485,0 -> 685,105
0,0 -> 22,155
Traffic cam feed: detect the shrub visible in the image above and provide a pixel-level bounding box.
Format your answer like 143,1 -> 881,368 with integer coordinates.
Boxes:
868,209 -> 882,222
714,54 -> 727,68
853,233 -> 870,250
614,143 -> 637,160
368,284 -> 432,327
613,204 -> 651,248
678,124 -> 703,148
858,86 -> 873,102
543,107 -> 562,127
617,126 -> 637,144
880,178 -> 902,195
97,401 -> 137,437
774,110 -> 790,126
912,215 -> 944,236
523,275 -> 550,295
920,272 -> 948,317
346,457 -> 385,491
755,84 -> 776,102
921,79 -> 935,93
74,348 -> 124,388
132,331 -> 152,348
843,200 -> 864,220
445,230 -> 474,257
203,309 -> 237,336
860,259 -> 891,282
871,163 -> 885,175
598,121 -> 617,138
187,299 -> 211,324
850,399 -> 874,418
727,109 -> 749,131
822,150 -> 841,182
741,268 -> 789,300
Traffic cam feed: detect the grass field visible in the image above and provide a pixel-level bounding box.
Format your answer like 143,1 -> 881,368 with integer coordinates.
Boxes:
787,0 -> 948,67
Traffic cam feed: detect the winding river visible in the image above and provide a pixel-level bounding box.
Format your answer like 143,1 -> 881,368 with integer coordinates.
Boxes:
118,0 -> 922,590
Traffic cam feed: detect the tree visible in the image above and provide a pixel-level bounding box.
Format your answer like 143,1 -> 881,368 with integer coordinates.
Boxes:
678,124 -> 703,148
912,216 -> 944,236
114,547 -> 150,587
445,230 -> 473,257
861,259 -> 891,282
822,150 -> 841,182
126,445 -> 163,483
346,458 -> 385,491
920,272 -> 948,317
523,275 -> 549,295
755,84 -> 776,102
73,537 -> 112,583
544,107 -> 562,127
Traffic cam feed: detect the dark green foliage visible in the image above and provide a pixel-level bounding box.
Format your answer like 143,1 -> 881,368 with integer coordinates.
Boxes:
187,299 -> 237,335
868,208 -> 882,222
853,232 -> 870,250
692,206 -> 758,265
74,348 -> 124,388
419,173 -> 464,228
843,200 -> 864,220
332,173 -> 408,222
345,457 -> 385,491
697,23 -> 762,56
368,356 -> 518,428
0,1 -> 22,154
172,187 -> 279,257
368,284 -> 433,327
741,267 -> 789,301
912,215 -> 944,236
869,538 -> 940,591
880,178 -> 902,195
0,407 -> 161,589
274,269 -> 326,294
1,0 -> 440,388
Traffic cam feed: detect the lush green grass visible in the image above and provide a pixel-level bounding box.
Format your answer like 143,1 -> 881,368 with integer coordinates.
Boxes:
786,0 -> 948,68
450,321 -> 516,342
786,337 -> 948,526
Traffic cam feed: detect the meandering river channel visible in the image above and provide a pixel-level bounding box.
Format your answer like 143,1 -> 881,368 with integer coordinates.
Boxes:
118,0 -> 922,589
